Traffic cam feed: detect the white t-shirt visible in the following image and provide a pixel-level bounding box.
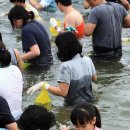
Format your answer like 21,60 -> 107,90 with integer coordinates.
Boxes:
0,65 -> 23,119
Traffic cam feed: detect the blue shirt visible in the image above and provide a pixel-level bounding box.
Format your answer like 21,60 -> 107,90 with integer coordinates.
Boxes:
22,20 -> 53,66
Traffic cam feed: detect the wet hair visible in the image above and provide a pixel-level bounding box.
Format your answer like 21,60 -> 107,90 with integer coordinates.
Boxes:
70,102 -> 101,128
10,0 -> 26,3
18,105 -> 56,130
55,0 -> 72,6
0,46 -> 11,67
55,32 -> 82,62
8,5 -> 34,28
0,32 -> 3,42
0,41 -> 6,49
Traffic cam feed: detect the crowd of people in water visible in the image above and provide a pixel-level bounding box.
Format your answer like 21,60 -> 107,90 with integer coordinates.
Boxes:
0,0 -> 130,130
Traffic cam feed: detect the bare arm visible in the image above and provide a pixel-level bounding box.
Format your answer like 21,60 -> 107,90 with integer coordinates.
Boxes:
6,122 -> 18,130
123,14 -> 130,27
13,49 -> 23,72
29,0 -> 43,10
83,0 -> 90,9
92,74 -> 97,82
48,82 -> 69,97
119,0 -> 130,10
21,44 -> 40,61
84,23 -> 96,36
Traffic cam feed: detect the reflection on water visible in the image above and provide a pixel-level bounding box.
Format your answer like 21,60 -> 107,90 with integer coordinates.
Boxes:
0,1 -> 130,130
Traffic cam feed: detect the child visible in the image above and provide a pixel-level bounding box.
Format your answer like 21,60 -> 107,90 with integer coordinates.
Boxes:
18,105 -> 56,130
27,32 -> 97,106
69,102 -> 102,130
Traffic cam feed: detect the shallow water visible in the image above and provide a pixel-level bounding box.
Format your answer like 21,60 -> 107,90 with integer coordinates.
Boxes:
0,1 -> 130,130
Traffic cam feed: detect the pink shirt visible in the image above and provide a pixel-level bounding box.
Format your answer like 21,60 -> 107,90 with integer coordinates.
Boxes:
95,127 -> 103,130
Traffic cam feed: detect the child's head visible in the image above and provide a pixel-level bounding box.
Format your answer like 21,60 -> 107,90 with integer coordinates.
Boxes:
55,0 -> 72,6
18,105 -> 56,130
55,32 -> 82,62
8,5 -> 34,29
70,102 -> 101,130
0,42 -> 11,67
10,0 -> 26,4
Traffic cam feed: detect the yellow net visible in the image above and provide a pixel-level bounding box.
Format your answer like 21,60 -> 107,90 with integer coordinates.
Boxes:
50,20 -> 62,37
34,84 -> 52,110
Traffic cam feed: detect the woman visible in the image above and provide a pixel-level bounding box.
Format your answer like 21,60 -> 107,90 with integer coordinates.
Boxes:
0,48 -> 23,120
27,32 -> 97,106
8,5 -> 53,67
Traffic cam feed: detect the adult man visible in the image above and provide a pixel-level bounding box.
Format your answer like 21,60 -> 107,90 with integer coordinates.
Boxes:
55,0 -> 84,39
84,0 -> 130,58
10,0 -> 42,22
0,96 -> 17,130
29,0 -> 56,11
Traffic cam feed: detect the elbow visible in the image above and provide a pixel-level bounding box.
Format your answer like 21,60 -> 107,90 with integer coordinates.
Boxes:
35,51 -> 40,56
92,75 -> 97,82
84,31 -> 92,37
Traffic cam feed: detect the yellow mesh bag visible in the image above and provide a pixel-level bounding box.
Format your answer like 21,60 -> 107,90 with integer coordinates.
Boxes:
34,84 -> 52,110
50,20 -> 62,37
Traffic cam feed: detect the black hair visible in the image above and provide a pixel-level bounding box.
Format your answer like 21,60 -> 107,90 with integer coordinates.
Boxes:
55,32 -> 82,62
18,105 -> 56,130
0,46 -> 11,67
0,32 -> 3,42
55,0 -> 72,6
10,0 -> 26,3
70,102 -> 101,128
8,5 -> 34,28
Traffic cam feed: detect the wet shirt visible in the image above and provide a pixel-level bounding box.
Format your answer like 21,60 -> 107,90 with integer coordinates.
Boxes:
0,96 -> 15,128
88,2 -> 127,57
57,54 -> 96,106
22,20 -> 53,66
8,48 -> 18,66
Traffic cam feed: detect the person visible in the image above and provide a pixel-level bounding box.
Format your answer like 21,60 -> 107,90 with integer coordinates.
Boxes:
0,48 -> 23,120
17,105 -> 56,130
54,0 -> 85,39
106,0 -> 130,10
29,0 -> 57,12
62,102 -> 102,130
27,32 -> 97,106
0,39 -> 23,72
10,0 -> 42,22
0,96 -> 18,130
8,5 -> 53,67
84,0 -> 130,59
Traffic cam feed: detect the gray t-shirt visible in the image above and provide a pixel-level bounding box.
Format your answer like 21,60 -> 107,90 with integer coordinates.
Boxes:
88,2 -> 127,57
57,54 -> 96,106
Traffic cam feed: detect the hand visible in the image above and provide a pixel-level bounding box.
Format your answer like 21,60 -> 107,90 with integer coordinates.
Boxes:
50,18 -> 58,28
65,26 -> 78,33
27,82 -> 44,95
